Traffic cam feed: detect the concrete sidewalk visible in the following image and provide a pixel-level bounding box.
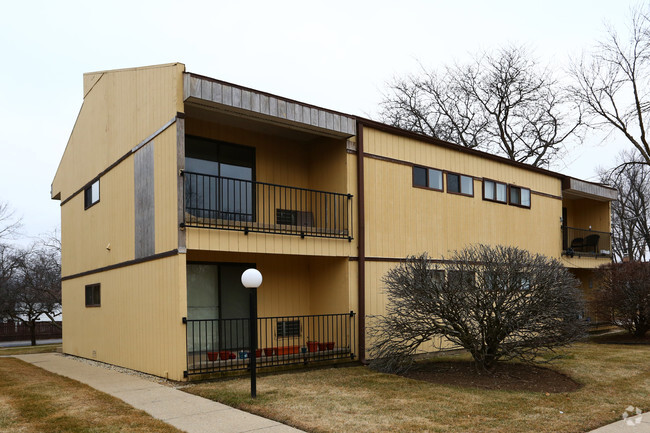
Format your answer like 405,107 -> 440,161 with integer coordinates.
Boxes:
15,353 -> 304,433
588,411 -> 650,432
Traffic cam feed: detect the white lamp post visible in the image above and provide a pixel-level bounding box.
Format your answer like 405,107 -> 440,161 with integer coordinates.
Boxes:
241,268 -> 262,398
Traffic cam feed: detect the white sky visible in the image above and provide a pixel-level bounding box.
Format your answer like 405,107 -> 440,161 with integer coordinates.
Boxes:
0,0 -> 639,244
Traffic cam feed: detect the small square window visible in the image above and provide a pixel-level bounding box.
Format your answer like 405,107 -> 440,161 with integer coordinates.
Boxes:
447,173 -> 473,196
84,180 -> 100,209
413,166 -> 443,191
85,284 -> 101,307
509,186 -> 531,208
483,179 -> 507,203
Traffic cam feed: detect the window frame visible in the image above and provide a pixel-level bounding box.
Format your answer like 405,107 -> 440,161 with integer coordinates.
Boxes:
446,172 -> 474,197
85,283 -> 101,307
412,166 -> 444,192
482,178 -> 508,204
509,185 -> 531,209
84,179 -> 100,210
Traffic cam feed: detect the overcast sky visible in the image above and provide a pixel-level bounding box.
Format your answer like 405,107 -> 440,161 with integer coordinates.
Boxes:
0,0 -> 640,245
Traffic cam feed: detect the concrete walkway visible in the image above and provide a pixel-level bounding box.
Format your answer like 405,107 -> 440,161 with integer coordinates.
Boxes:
15,353 -> 304,433
588,411 -> 650,432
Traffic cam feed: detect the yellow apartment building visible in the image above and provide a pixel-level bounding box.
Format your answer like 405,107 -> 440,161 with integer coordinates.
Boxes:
51,63 -> 615,381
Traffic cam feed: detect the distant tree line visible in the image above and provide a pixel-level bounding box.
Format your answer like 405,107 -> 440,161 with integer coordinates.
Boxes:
0,201 -> 61,345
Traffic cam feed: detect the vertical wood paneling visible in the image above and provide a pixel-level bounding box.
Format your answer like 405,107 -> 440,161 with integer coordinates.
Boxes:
61,255 -> 186,380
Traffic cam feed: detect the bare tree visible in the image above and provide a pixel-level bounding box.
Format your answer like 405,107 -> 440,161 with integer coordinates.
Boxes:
0,245 -> 61,345
600,154 -> 650,261
593,261 -> 650,337
380,46 -> 582,167
0,201 -> 21,241
369,245 -> 586,374
569,6 -> 650,167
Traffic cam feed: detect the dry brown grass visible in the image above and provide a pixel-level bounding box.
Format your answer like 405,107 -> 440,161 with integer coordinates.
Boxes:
0,357 -> 183,433
185,342 -> 650,433
0,343 -> 61,356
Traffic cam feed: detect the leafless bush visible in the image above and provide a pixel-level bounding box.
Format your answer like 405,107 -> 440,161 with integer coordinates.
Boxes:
369,245 -> 586,374
593,261 -> 650,337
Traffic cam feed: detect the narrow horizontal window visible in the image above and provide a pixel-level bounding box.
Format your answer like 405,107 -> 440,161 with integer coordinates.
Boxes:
85,283 -> 101,307
84,180 -> 100,209
483,179 -> 507,203
447,173 -> 473,196
277,320 -> 300,337
509,185 -> 531,208
413,166 -> 443,191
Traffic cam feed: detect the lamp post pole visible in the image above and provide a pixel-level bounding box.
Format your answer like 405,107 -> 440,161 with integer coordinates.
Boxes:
241,268 -> 262,399
249,286 -> 257,398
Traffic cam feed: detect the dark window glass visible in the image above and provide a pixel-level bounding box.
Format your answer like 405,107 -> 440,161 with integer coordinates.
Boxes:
184,136 -> 255,221
84,180 -> 100,209
509,186 -> 531,208
447,173 -> 460,193
413,166 -> 427,187
278,320 -> 300,337
85,284 -> 101,307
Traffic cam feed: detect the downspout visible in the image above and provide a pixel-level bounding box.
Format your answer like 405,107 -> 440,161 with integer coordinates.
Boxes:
356,122 -> 366,363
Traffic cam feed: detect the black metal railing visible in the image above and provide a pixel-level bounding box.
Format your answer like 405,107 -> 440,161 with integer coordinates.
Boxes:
185,312 -> 355,376
182,171 -> 353,240
562,226 -> 612,256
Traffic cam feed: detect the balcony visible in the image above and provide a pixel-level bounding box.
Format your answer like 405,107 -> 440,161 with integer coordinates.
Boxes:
562,226 -> 612,257
184,312 -> 356,376
182,171 -> 353,240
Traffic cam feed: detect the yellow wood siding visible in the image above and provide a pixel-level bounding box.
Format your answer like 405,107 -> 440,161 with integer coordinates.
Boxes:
363,156 -> 562,260
563,198 -> 611,232
61,254 -> 187,380
60,159 -> 135,277
52,63 -> 185,202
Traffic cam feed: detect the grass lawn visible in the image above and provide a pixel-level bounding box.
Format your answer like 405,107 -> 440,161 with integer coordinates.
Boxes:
0,357 -> 183,433
184,342 -> 650,433
0,343 -> 61,356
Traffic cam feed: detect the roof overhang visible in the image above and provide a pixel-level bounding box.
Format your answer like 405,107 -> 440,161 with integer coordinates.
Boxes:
562,177 -> 617,201
183,73 -> 356,140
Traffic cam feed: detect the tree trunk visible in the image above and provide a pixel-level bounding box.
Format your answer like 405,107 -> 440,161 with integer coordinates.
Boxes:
29,321 -> 36,346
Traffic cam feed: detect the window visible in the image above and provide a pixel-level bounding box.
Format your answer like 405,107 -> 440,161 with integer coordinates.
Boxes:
84,180 -> 100,209
509,185 -> 531,208
447,173 -> 473,196
447,270 -> 475,287
428,269 -> 445,284
277,320 -> 300,338
185,136 -> 255,221
85,284 -> 101,307
412,166 -> 443,191
483,179 -> 507,203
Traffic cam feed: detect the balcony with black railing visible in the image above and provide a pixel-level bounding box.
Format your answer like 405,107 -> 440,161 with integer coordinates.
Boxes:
181,171 -> 353,240
562,226 -> 612,257
184,312 -> 355,376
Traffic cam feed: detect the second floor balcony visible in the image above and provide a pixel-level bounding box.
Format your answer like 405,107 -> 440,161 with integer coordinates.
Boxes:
562,226 -> 612,258
181,171 -> 353,240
